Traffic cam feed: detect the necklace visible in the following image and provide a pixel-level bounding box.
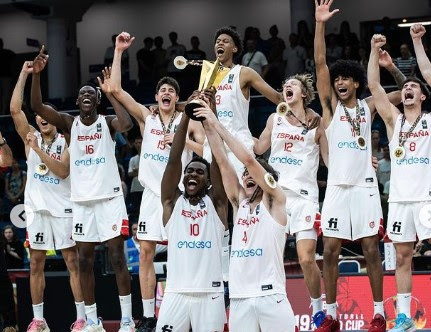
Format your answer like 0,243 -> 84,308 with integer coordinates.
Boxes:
393,113 -> 422,160
287,109 -> 309,132
159,111 -> 177,134
342,102 -> 366,149
41,133 -> 58,154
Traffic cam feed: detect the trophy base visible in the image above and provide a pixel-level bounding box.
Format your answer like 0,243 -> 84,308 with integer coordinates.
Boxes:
185,100 -> 205,121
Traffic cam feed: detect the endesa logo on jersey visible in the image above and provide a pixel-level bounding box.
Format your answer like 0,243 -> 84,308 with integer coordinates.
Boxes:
142,152 -> 169,163
33,173 -> 60,185
337,140 -> 368,150
74,157 -> 106,166
77,133 -> 102,141
269,156 -> 303,165
217,110 -> 234,118
396,156 -> 429,166
177,240 -> 212,249
231,248 -> 263,258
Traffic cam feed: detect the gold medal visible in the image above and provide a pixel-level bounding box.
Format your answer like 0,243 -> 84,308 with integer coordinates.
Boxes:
276,102 -> 289,116
393,146 -> 405,160
35,163 -> 48,176
356,135 -> 366,149
264,173 -> 277,189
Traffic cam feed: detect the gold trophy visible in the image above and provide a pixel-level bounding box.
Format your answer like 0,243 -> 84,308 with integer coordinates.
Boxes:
174,56 -> 229,121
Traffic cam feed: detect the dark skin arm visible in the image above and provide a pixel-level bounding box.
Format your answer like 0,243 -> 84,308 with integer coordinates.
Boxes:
31,47 -> 74,140
161,111 -> 190,226
97,66 -> 133,135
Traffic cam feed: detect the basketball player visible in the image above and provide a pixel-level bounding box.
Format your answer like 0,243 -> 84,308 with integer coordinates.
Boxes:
110,32 -> 205,331
0,131 -> 12,167
10,61 -> 85,331
314,1 -> 406,331
210,26 -> 320,179
253,73 -> 328,327
30,48 -> 135,331
156,93 -> 227,332
368,33 -> 431,332
194,102 -> 295,332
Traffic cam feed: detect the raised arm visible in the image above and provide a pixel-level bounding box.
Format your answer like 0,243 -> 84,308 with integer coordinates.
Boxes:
316,121 -> 329,167
0,132 -> 13,167
110,32 -> 150,125
195,106 -> 285,205
253,114 -> 273,155
411,24 -> 431,85
365,47 -> 405,116
161,112 -> 189,225
26,132 -> 70,179
31,47 -> 74,134
314,0 -> 339,128
10,62 -> 33,143
241,66 -> 282,104
98,66 -> 133,133
367,35 -> 399,138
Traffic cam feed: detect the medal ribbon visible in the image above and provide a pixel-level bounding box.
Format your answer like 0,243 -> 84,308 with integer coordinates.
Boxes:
159,111 -> 177,134
342,103 -> 362,137
41,133 -> 58,154
287,110 -> 309,131
398,113 -> 422,147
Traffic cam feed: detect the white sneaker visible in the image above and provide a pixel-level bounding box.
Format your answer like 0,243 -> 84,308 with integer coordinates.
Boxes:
118,317 -> 136,332
26,318 -> 50,332
83,319 -> 105,332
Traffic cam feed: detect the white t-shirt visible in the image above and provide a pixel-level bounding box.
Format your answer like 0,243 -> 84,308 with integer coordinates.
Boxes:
242,51 -> 268,76
128,154 -> 144,193
283,45 -> 306,77
377,158 -> 391,187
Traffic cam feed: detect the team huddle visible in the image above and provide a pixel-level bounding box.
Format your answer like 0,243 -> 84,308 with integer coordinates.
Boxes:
7,0 -> 431,331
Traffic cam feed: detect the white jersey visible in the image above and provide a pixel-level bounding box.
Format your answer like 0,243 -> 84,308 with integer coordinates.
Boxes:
138,112 -> 192,195
388,113 -> 431,202
164,195 -> 225,293
326,99 -> 377,187
269,115 -> 319,202
69,115 -> 123,201
230,200 -> 286,298
215,65 -> 253,151
25,131 -> 72,217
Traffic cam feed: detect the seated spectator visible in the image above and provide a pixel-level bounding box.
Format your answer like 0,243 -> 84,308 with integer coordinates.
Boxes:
124,222 -> 167,274
3,225 -> 24,269
377,145 -> 391,187
338,21 -> 359,48
326,33 -> 343,65
283,33 -> 306,77
0,231 -> 17,330
136,37 -> 155,87
371,129 -> 384,160
242,39 -> 268,78
395,44 -> 417,77
266,25 -> 286,88
414,240 -> 431,256
5,158 -> 26,207
152,36 -> 167,81
297,20 -> 313,49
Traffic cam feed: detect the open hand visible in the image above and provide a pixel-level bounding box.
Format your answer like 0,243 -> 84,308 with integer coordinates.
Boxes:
315,0 -> 339,23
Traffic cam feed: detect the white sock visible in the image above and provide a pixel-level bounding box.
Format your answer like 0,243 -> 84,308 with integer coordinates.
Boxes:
32,302 -> 44,320
311,296 -> 323,315
85,303 -> 98,323
373,301 -> 385,318
75,301 -> 86,320
397,293 -> 411,318
326,302 -> 337,318
119,294 -> 132,320
142,298 -> 155,318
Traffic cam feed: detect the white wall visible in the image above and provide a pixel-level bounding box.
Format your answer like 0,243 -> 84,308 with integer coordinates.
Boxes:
0,0 -> 429,86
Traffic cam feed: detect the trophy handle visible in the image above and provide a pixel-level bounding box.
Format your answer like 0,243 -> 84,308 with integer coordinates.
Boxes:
173,56 -> 203,70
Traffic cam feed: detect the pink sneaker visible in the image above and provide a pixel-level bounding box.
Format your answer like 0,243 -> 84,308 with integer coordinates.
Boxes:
26,318 -> 50,332
71,319 -> 87,331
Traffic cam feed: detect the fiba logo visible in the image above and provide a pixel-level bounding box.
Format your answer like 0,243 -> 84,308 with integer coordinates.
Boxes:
161,325 -> 173,332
